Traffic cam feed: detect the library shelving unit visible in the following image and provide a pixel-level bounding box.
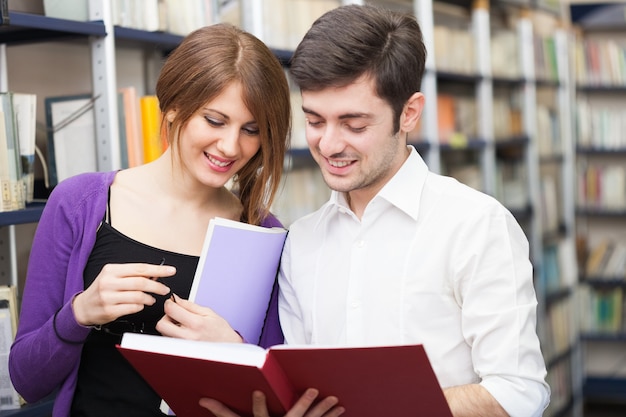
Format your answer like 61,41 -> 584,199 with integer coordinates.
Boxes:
255,0 -> 580,414
569,1 -> 626,408
0,2 -> 200,415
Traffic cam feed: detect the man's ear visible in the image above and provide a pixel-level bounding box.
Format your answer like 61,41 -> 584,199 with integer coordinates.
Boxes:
400,92 -> 424,133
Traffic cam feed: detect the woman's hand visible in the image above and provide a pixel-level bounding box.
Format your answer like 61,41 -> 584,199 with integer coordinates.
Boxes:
199,389 -> 345,417
73,263 -> 175,326
156,294 -> 242,343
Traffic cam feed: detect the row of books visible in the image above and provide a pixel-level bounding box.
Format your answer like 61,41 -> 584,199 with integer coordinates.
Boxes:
432,25 -> 557,81
491,29 -> 521,79
585,240 -> 626,280
435,91 -> 557,151
493,94 -> 523,140
575,99 -> 626,150
579,285 -> 624,334
544,356 -> 573,417
117,89 -> 165,168
437,94 -> 477,145
495,160 -> 528,210
433,25 -> 476,75
576,163 -> 626,211
112,0 -> 215,36
543,296 -> 575,364
261,0 -> 338,51
37,0 -> 217,37
540,174 -> 561,235
572,36 -> 626,87
39,0 -> 339,49
0,92 -> 36,213
534,34 -> 559,82
539,239 -> 578,296
535,86 -> 561,158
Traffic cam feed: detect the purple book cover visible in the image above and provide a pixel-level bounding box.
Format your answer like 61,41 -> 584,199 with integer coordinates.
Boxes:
188,217 -> 287,343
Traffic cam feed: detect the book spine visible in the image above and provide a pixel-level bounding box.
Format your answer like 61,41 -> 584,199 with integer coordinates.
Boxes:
140,95 -> 162,163
0,0 -> 8,26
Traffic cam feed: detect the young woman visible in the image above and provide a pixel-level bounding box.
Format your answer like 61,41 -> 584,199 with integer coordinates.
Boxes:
9,23 -> 290,417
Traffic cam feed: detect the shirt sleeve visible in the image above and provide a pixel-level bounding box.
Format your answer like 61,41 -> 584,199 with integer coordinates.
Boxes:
9,182 -> 91,402
457,206 -> 550,417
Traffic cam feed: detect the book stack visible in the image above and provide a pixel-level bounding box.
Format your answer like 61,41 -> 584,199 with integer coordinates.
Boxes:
0,92 -> 37,212
0,285 -> 21,410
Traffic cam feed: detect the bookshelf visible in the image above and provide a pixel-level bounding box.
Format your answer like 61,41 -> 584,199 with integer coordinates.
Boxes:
568,0 -> 626,408
0,1 -> 207,414
362,1 -> 579,416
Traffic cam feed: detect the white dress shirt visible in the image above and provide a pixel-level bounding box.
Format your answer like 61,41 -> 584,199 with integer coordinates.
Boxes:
278,146 -> 550,417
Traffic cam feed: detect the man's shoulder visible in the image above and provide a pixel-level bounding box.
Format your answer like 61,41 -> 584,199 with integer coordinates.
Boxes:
425,173 -> 510,219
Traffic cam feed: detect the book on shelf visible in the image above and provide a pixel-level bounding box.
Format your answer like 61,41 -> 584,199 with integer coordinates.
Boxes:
118,333 -> 453,417
42,0 -> 88,21
117,91 -> 129,169
44,94 -> 97,188
140,95 -> 163,163
0,285 -> 20,410
585,240 -> 614,278
12,93 -> 37,204
119,86 -> 144,168
580,285 -> 624,334
437,94 -> 456,144
585,240 -> 626,280
0,92 -> 25,212
188,217 -> 288,345
0,105 -> 12,212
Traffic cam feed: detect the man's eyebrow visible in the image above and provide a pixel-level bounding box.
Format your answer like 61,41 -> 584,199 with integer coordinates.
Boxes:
302,107 -> 372,120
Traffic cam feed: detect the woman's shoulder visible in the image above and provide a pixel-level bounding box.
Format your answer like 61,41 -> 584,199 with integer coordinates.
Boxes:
260,212 -> 283,228
47,171 -> 116,208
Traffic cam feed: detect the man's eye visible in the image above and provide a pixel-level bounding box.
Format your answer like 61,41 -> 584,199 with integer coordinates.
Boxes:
307,120 -> 323,127
348,126 -> 366,133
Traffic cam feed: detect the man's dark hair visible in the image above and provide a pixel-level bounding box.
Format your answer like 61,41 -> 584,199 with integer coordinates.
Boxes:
289,4 -> 427,132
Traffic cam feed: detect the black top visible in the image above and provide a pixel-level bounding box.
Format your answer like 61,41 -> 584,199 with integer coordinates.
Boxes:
71,219 -> 199,416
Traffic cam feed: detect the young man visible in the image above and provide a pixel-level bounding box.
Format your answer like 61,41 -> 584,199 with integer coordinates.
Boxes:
202,4 -> 550,417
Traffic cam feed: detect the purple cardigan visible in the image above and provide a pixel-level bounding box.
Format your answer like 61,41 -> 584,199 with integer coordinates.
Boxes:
9,171 -> 284,417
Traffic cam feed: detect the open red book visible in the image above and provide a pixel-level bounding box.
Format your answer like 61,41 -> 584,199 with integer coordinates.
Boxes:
118,333 -> 453,417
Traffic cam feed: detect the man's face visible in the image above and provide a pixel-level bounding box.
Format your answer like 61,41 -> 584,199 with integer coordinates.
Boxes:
301,75 -> 409,204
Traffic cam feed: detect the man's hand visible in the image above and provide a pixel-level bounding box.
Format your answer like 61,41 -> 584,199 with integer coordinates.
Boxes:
199,388 -> 345,417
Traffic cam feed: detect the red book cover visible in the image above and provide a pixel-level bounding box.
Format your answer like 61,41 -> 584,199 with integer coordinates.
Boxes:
117,334 -> 453,417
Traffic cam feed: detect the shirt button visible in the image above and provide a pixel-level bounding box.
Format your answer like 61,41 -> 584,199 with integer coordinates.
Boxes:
356,240 -> 365,248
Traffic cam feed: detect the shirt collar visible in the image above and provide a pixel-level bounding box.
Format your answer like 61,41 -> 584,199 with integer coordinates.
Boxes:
377,146 -> 428,220
318,145 -> 428,226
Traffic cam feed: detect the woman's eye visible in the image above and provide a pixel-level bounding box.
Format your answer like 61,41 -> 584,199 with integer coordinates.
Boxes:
205,117 -> 224,127
243,127 -> 260,136
307,120 -> 323,127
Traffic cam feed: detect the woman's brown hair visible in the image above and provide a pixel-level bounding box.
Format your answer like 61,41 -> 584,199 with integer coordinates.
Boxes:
156,23 -> 291,225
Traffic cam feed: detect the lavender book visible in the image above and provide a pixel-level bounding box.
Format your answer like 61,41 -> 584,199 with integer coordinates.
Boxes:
188,217 -> 287,344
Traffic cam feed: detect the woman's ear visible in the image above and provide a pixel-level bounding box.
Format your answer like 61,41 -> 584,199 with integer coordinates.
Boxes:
400,92 -> 424,133
165,110 -> 176,123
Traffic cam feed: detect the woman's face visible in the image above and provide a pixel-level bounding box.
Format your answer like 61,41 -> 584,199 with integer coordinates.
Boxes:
174,81 -> 261,188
